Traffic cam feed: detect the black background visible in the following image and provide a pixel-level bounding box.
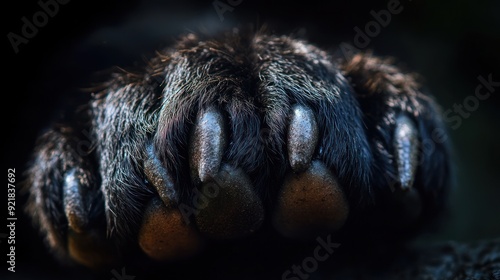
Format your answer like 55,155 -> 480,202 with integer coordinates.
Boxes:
3,0 -> 500,279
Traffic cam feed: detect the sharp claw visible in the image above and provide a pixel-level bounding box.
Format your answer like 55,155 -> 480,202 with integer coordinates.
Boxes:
63,169 -> 88,233
145,145 -> 178,207
288,105 -> 319,172
63,170 -> 117,268
189,107 -> 226,184
393,115 -> 419,191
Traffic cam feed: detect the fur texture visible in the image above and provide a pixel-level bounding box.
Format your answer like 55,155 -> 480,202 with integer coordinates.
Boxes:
23,29 -> 452,267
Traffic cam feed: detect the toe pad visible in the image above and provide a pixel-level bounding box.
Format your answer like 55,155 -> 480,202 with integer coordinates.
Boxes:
273,160 -> 349,239
138,198 -> 204,261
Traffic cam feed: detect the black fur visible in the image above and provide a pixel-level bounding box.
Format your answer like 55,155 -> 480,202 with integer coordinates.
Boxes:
23,28 -> 452,268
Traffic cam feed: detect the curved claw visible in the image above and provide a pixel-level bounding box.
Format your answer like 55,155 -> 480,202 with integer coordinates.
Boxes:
189,107 -> 226,184
288,105 -> 319,172
144,145 -> 178,207
63,170 -> 117,268
393,115 -> 419,191
63,169 -> 88,233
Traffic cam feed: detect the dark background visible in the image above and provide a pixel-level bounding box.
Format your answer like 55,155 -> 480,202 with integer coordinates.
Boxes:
3,0 -> 500,279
